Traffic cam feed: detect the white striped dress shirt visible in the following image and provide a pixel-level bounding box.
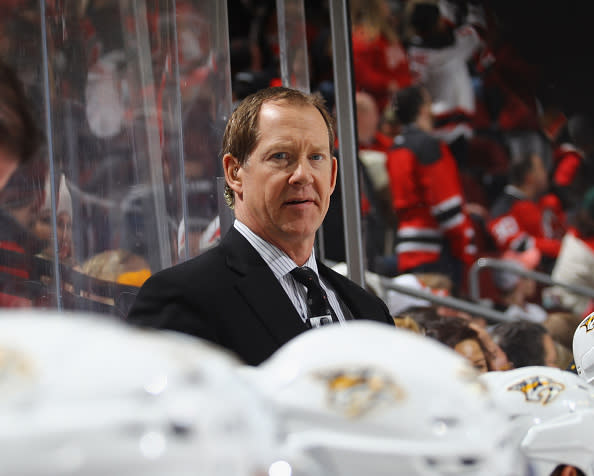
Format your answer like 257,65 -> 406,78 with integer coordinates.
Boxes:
234,220 -> 346,323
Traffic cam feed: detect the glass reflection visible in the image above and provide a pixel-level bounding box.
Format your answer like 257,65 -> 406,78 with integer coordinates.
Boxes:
0,0 -> 232,313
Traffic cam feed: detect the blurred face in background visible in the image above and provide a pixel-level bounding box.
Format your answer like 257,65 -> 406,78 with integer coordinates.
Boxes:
34,210 -> 73,260
356,92 -> 380,145
454,338 -> 489,373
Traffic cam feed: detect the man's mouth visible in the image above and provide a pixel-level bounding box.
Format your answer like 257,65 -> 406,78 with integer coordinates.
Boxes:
285,199 -> 311,205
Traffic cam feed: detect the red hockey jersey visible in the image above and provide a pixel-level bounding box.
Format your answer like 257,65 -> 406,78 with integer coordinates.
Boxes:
488,185 -> 565,258
553,144 -> 583,188
352,29 -> 412,112
386,126 -> 476,272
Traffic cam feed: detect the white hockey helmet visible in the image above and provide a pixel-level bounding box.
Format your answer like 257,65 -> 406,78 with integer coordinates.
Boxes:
480,366 -> 594,476
0,311 -> 279,476
246,320 -> 529,476
573,311 -> 594,384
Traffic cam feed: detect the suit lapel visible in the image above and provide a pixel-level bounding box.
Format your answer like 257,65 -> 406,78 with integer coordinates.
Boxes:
221,228 -> 309,346
318,260 -> 367,321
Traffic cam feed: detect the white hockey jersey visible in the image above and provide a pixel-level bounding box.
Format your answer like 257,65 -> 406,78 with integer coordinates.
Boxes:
408,3 -> 485,143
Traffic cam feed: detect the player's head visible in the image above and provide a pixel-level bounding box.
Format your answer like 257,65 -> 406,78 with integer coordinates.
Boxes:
0,311 -> 280,475
245,321 -> 529,476
481,366 -> 594,476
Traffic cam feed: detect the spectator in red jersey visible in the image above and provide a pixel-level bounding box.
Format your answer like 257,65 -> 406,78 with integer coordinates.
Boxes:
551,187 -> 594,316
551,115 -> 594,215
488,152 -> 566,269
0,157 -> 46,307
386,85 -> 476,288
350,0 -> 412,114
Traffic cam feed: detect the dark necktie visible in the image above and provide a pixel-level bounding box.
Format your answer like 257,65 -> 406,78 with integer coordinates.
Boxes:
290,266 -> 338,326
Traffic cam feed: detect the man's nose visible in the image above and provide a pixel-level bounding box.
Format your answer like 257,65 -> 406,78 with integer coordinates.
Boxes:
289,157 -> 314,184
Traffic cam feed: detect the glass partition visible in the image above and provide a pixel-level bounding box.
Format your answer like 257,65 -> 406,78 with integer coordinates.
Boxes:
0,0 -> 367,315
276,0 -> 310,92
0,0 -> 232,315
0,1 -> 53,309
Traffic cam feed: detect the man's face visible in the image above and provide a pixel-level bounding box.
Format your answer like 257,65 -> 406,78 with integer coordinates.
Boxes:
229,101 -> 337,256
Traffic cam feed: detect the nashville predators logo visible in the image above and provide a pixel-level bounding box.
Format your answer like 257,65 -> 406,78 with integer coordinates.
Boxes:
0,347 -> 33,376
580,312 -> 594,333
0,346 -> 34,389
507,376 -> 565,405
316,367 -> 404,418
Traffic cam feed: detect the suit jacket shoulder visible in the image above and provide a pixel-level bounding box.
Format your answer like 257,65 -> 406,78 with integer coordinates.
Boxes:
127,227 -> 309,365
126,242 -> 227,340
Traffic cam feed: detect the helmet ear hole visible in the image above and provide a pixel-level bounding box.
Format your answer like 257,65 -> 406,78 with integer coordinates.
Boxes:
579,347 -> 594,383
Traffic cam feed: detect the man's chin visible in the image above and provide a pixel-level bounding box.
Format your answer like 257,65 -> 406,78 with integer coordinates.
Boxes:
278,223 -> 318,243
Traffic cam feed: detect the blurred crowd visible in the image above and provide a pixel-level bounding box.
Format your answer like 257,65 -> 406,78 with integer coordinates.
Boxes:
2,1 -> 594,475
227,0 -> 594,375
1,0 -> 594,379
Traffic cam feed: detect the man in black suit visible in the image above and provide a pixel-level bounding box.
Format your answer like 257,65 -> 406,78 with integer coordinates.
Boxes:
127,87 -> 393,365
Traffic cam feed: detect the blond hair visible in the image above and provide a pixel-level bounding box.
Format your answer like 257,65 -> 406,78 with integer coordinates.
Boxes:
392,315 -> 422,334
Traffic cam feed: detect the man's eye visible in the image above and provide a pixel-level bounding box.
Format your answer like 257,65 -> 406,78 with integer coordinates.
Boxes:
310,154 -> 324,161
272,152 -> 288,160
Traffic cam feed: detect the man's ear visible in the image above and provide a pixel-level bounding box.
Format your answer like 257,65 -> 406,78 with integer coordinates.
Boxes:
329,156 -> 338,194
223,154 -> 242,193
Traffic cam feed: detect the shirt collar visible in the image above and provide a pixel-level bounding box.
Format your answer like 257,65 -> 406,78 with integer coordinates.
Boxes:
234,220 -> 318,279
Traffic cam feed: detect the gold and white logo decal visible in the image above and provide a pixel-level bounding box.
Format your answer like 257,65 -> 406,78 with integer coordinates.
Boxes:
316,367 -> 404,418
0,347 -> 33,378
507,376 -> 565,405
580,312 -> 594,333
0,345 -> 35,397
